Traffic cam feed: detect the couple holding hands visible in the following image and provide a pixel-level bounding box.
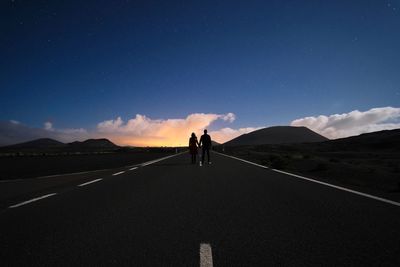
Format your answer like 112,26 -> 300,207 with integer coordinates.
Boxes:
189,129 -> 212,166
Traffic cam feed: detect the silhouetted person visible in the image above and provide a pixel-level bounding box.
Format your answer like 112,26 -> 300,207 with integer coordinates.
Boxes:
189,132 -> 199,164
199,129 -> 212,165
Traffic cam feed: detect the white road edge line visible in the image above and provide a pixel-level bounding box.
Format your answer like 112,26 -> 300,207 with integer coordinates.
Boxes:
78,178 -> 103,187
9,193 -> 57,209
112,171 -> 125,176
200,243 -> 213,267
141,152 -> 187,167
129,167 -> 138,171
214,151 -> 400,208
271,169 -> 400,207
213,151 -> 268,169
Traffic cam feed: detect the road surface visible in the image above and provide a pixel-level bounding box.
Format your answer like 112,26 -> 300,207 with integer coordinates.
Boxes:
1,152 -> 399,266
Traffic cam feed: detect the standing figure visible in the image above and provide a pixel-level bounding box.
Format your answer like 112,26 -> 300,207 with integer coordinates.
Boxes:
199,129 -> 212,165
189,132 -> 199,164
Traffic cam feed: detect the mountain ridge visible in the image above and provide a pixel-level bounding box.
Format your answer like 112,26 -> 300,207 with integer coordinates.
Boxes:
1,138 -> 67,149
223,126 -> 328,146
0,138 -> 120,152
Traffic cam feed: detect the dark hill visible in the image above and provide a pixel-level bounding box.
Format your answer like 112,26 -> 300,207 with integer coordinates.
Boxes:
321,128 -> 400,151
2,138 -> 66,149
0,138 -> 119,153
223,126 -> 328,146
68,138 -> 118,149
211,140 -> 221,146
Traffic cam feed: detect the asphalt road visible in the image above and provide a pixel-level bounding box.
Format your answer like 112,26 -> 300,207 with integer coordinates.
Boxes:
1,152 -> 399,266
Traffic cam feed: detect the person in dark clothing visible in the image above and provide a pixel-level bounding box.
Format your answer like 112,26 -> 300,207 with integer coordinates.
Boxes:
199,129 -> 212,165
188,132 -> 199,164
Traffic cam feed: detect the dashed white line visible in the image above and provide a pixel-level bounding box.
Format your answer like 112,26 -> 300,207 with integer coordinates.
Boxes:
200,243 -> 213,267
9,193 -> 57,209
141,152 -> 187,167
215,151 -> 400,208
6,153 -> 186,209
141,161 -> 156,167
77,178 -> 103,187
0,168 -> 111,183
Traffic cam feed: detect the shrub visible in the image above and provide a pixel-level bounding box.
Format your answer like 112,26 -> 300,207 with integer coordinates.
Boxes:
392,166 -> 400,173
313,162 -> 328,171
260,159 -> 269,166
269,155 -> 288,169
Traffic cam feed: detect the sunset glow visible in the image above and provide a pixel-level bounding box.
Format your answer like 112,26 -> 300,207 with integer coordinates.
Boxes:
95,113 -> 256,147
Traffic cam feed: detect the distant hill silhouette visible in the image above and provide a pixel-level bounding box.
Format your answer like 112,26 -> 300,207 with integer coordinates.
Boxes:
0,138 -> 119,153
2,138 -> 66,149
320,128 -> 400,151
67,138 -> 119,149
211,140 -> 221,146
223,126 -> 328,146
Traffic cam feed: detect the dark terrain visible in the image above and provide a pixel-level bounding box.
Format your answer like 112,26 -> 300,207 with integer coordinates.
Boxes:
0,138 -> 178,180
216,129 -> 400,201
0,138 -> 119,154
224,126 -> 328,146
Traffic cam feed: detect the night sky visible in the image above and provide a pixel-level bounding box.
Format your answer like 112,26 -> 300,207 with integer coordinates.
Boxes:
1,0 -> 399,145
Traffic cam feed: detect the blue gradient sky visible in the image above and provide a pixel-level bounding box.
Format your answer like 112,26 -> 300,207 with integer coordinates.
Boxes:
1,0 -> 400,132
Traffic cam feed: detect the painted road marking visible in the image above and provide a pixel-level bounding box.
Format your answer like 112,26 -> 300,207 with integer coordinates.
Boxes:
271,169 -> 400,207
129,167 -> 138,171
215,151 -> 400,208
78,178 -> 103,187
214,151 -> 269,169
112,171 -> 125,176
200,243 -> 213,267
9,193 -> 57,209
1,153 -> 187,183
141,152 -> 187,167
0,168 -> 111,183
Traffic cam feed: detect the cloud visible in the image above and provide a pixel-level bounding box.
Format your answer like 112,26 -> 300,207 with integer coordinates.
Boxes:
44,122 -> 54,131
210,127 -> 261,143
290,107 -> 400,139
221,113 -> 236,123
96,113 -> 240,146
3,107 -> 399,147
0,112 -> 260,147
0,120 -> 89,146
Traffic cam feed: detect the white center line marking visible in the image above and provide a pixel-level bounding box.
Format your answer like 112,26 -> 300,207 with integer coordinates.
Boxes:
112,171 -> 125,176
129,167 -> 138,171
200,243 -> 213,267
140,152 -> 187,167
78,178 -> 103,187
9,193 -> 57,209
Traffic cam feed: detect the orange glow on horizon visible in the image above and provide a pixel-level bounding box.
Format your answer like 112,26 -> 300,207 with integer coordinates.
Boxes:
113,134 -> 203,147
95,113 -> 252,147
